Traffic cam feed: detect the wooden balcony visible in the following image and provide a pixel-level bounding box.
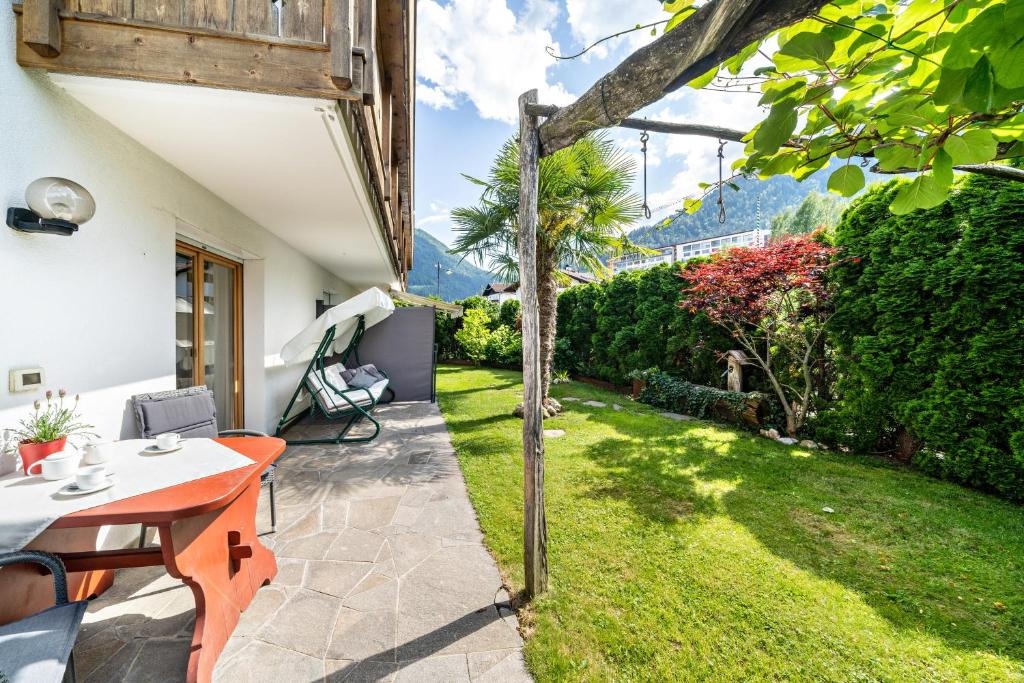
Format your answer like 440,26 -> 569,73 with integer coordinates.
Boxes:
12,0 -> 415,281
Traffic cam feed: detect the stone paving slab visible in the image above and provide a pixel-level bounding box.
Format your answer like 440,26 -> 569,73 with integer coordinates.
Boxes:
74,402 -> 530,682
659,411 -> 696,421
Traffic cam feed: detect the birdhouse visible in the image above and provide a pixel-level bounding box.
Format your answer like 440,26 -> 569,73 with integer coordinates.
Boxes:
722,350 -> 750,393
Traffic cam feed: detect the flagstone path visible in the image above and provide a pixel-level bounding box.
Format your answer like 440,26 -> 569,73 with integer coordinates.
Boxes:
72,402 -> 530,683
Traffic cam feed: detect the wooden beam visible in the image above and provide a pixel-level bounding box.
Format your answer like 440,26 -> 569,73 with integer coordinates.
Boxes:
537,0 -> 830,155
517,89 -> 548,599
22,0 -> 62,57
14,9 -> 361,100
58,547 -> 164,572
329,0 -> 353,89
526,103 -> 749,143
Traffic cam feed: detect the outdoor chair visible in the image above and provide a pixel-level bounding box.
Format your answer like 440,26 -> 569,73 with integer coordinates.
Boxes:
0,551 -> 87,683
130,386 -> 276,546
276,313 -> 394,445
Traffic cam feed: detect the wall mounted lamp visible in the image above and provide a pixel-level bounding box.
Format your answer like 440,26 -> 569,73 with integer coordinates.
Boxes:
6,177 -> 96,236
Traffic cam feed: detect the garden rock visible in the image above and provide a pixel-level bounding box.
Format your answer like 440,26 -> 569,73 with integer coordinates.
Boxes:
561,397 -> 581,402
765,428 -> 781,440
513,399 -> 562,419
799,440 -> 818,449
777,437 -> 798,445
582,400 -> 607,408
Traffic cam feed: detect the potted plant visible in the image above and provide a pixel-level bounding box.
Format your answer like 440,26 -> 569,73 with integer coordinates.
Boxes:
627,367 -> 658,400
14,389 -> 94,475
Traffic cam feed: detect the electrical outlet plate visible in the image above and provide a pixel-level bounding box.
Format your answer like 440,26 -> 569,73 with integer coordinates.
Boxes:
10,368 -> 45,393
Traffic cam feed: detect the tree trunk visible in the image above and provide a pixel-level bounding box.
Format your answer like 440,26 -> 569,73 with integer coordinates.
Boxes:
536,244 -> 559,404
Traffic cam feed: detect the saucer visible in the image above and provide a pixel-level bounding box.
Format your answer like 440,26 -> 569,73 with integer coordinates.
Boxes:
143,443 -> 184,455
58,477 -> 115,496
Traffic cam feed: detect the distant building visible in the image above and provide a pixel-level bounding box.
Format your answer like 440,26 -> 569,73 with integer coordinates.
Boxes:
610,229 -> 765,274
482,282 -> 520,304
482,270 -> 598,303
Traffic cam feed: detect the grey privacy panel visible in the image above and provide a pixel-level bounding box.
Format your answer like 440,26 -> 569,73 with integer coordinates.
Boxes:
357,306 -> 436,402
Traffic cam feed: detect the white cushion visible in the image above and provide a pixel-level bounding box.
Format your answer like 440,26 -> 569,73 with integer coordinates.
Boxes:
307,365 -> 387,413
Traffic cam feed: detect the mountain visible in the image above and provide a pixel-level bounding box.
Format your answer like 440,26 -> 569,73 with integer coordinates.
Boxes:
628,160 -> 884,248
408,229 -> 493,302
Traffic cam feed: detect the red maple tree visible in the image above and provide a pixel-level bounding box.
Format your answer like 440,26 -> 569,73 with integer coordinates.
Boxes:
681,234 -> 838,436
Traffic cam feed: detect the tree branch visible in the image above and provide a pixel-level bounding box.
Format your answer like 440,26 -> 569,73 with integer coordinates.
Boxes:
537,0 -> 831,156
871,162 -> 1024,182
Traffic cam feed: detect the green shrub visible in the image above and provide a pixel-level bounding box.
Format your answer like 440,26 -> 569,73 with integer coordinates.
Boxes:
454,308 -> 492,363
435,309 -> 460,361
483,325 -> 522,366
826,175 -> 1024,501
498,299 -> 521,329
638,371 -> 771,431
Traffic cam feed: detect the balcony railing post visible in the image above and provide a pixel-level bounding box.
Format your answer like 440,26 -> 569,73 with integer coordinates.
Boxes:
329,0 -> 353,89
22,0 -> 62,57
356,0 -> 374,106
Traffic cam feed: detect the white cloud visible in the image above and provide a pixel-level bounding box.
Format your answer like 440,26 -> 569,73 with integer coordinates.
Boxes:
417,0 -> 573,124
416,201 -> 451,229
417,83 -> 455,110
564,0 -> 664,60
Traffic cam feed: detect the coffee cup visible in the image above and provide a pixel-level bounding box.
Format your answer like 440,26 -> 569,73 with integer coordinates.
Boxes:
82,440 -> 113,465
26,450 -> 80,480
155,433 -> 180,450
76,465 -> 107,490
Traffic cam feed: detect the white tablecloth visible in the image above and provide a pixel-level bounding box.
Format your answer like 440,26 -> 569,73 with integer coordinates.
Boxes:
0,439 -> 255,552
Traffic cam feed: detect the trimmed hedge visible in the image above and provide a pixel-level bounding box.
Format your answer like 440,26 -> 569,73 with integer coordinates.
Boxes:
823,175 -> 1024,501
555,263 -> 741,388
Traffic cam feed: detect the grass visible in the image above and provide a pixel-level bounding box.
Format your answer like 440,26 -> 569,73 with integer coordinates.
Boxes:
436,365 -> 1024,682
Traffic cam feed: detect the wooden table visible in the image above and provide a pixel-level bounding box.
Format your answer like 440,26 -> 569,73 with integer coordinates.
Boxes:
0,436 -> 285,683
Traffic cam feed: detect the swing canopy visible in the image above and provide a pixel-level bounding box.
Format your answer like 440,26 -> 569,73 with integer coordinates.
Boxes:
280,287 -> 395,364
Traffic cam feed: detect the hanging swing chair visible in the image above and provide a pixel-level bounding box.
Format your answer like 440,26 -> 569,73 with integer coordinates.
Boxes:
275,287 -> 396,445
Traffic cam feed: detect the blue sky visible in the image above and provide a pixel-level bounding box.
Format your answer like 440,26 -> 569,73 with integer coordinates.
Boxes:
413,0 -> 767,249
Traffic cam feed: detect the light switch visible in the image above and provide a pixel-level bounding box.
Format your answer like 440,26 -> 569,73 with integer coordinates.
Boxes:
9,368 -> 45,393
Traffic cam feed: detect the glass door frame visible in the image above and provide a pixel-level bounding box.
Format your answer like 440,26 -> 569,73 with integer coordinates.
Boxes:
175,240 -> 244,428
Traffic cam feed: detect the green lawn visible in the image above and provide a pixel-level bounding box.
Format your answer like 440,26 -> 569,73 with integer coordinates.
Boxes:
436,365 -> 1024,682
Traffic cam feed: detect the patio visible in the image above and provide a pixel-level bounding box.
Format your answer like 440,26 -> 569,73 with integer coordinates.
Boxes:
69,402 -> 530,682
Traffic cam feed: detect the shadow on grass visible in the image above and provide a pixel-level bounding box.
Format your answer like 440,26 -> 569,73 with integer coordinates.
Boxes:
571,407 -> 1024,663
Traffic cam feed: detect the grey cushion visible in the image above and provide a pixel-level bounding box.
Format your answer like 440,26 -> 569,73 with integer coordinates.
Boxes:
132,388 -> 218,438
347,369 -> 378,389
342,364 -> 385,383
0,601 -> 87,683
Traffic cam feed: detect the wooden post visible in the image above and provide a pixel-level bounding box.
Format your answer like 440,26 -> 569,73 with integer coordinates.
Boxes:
22,0 -> 62,58
518,89 -> 548,598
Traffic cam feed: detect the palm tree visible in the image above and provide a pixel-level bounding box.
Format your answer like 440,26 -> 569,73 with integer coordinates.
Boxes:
451,133 -> 642,410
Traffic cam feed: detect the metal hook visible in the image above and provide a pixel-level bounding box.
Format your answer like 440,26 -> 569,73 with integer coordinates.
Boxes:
641,129 -> 652,220
717,139 -> 727,225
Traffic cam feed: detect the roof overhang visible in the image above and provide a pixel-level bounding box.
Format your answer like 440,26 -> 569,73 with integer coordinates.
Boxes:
50,74 -> 400,290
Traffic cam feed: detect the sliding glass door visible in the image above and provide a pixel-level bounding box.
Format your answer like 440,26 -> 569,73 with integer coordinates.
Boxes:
175,242 -> 243,430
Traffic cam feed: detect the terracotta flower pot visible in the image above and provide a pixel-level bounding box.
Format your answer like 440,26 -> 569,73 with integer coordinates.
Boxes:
632,378 -> 647,400
18,437 -> 68,476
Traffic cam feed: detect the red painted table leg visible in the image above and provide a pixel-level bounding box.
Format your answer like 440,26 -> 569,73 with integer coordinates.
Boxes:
159,480 -> 277,683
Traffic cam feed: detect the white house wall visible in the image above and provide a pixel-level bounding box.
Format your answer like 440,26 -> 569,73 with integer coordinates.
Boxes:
0,9 -> 357,446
